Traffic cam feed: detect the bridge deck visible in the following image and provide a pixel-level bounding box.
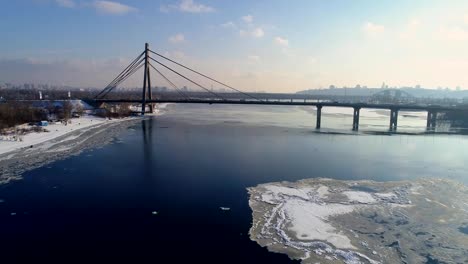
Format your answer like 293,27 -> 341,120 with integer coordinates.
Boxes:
93,99 -> 463,112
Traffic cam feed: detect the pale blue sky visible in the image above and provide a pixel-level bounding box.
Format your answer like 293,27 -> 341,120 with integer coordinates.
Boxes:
1,0 -> 468,92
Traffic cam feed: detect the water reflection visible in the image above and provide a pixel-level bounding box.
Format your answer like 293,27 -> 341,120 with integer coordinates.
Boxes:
142,118 -> 154,180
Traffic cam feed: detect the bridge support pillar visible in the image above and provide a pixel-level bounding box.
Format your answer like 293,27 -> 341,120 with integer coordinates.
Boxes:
148,67 -> 153,114
389,108 -> 399,131
316,105 -> 322,129
426,111 -> 437,130
352,107 -> 360,131
141,43 -> 153,115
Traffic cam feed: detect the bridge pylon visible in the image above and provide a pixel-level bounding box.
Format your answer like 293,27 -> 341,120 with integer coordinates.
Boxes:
141,43 -> 153,115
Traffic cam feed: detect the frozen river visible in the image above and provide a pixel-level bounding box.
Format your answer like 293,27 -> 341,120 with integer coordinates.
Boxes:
0,104 -> 467,263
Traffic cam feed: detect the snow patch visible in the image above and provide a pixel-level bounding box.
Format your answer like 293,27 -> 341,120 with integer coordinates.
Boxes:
283,199 -> 357,249
342,191 -> 376,204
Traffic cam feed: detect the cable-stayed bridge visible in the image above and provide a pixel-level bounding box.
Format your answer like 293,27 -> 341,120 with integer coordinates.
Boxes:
93,43 -> 466,131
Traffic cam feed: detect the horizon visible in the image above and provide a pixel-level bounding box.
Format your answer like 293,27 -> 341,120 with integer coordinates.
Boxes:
1,82 -> 468,93
2,1 -> 468,92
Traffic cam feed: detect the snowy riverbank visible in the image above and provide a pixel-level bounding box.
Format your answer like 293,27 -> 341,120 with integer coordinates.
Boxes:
0,103 -> 171,157
0,115 -> 119,156
0,117 -> 139,184
0,104 -> 171,184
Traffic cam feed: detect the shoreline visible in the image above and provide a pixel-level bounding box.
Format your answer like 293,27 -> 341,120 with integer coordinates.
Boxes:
0,116 -> 145,185
0,115 -> 129,156
0,104 -> 172,183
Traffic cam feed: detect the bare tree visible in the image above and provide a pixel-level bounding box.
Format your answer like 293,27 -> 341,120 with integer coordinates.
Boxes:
0,102 -> 45,130
62,101 -> 73,121
74,104 -> 84,116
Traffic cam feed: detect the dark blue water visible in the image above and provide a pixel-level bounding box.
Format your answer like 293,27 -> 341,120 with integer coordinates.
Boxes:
0,104 -> 467,263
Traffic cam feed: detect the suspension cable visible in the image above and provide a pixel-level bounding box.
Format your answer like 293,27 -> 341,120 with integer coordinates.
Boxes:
148,49 -> 261,101
99,60 -> 145,98
106,57 -> 145,90
106,52 -> 144,89
148,62 -> 191,100
95,51 -> 144,99
148,57 -> 225,100
100,62 -> 145,98
96,57 -> 144,99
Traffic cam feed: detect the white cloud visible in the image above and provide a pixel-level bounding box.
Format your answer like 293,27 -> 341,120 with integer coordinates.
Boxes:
55,0 -> 76,8
274,36 -> 289,46
240,28 -> 265,38
179,0 -> 214,12
221,21 -> 236,29
408,18 -> 421,28
92,1 -> 137,15
362,22 -> 385,35
159,5 -> 170,13
242,15 -> 253,24
251,27 -> 264,38
163,51 -> 186,59
438,26 -> 468,41
307,57 -> 317,65
248,55 -> 260,62
161,0 -> 215,13
169,33 -> 185,44
399,18 -> 422,40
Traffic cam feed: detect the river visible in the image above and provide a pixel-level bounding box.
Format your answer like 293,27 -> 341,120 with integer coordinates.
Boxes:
0,104 -> 467,263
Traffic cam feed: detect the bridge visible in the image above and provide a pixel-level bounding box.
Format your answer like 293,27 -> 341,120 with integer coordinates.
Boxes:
93,43 -> 466,132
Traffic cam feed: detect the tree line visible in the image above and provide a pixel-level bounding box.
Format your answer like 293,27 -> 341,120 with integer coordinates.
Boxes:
0,101 -> 75,130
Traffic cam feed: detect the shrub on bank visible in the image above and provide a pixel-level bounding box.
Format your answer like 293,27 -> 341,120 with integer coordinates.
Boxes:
0,102 -> 47,130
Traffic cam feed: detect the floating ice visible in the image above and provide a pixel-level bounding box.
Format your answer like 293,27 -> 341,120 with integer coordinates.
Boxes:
342,191 -> 376,204
248,178 -> 468,264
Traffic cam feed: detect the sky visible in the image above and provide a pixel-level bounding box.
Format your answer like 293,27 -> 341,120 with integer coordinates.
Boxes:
2,0 -> 468,92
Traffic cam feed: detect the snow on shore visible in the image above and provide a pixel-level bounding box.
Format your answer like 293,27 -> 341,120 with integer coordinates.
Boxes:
0,103 -> 171,157
0,116 -> 119,156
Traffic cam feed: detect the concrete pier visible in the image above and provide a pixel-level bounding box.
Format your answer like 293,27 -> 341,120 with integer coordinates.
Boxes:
352,107 -> 360,131
316,105 -> 322,129
389,108 -> 399,131
427,111 -> 437,130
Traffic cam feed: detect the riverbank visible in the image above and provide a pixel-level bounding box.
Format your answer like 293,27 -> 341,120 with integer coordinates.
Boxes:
0,115 -> 117,155
0,104 -> 171,184
0,116 -> 142,184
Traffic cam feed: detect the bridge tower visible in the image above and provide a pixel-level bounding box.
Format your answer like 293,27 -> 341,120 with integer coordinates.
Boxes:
141,43 -> 153,115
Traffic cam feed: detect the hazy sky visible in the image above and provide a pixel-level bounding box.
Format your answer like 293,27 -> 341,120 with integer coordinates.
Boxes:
2,0 -> 468,92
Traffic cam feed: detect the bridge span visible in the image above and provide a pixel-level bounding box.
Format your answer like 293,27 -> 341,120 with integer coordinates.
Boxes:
92,98 -> 465,131
93,43 -> 467,132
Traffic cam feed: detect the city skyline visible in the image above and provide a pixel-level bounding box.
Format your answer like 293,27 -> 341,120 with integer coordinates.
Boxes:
2,0 -> 468,92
